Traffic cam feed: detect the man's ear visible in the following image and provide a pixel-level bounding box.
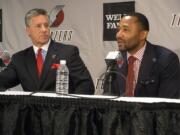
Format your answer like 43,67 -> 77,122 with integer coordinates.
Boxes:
26,27 -> 30,36
140,31 -> 148,40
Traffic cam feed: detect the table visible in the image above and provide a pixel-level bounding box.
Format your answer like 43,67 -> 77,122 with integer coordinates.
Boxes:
0,91 -> 180,135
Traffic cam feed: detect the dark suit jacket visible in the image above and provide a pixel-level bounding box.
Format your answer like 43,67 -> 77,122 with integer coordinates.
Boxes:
0,40 -> 95,94
104,41 -> 180,98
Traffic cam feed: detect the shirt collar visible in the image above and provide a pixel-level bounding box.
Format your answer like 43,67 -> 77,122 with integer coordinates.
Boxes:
127,42 -> 147,61
33,39 -> 50,54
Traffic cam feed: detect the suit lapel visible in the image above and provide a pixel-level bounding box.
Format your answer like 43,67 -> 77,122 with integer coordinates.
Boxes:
135,42 -> 157,93
26,47 -> 39,88
39,41 -> 59,88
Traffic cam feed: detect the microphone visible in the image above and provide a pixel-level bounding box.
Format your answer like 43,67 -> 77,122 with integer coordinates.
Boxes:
105,51 -> 123,71
96,51 -> 125,96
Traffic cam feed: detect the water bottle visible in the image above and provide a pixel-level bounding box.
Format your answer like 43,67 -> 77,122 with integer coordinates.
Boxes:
56,60 -> 69,95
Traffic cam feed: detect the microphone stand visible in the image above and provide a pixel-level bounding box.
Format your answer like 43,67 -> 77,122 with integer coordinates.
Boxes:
106,65 -> 114,94
96,65 -> 126,95
107,74 -> 112,94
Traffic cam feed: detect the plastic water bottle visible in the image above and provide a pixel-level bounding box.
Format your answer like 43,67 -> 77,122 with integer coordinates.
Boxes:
56,60 -> 69,95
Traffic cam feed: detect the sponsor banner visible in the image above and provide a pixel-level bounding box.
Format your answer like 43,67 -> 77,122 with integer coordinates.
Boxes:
103,1 -> 135,41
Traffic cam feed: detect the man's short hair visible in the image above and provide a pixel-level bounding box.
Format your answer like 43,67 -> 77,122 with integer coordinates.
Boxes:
123,12 -> 149,31
25,8 -> 49,27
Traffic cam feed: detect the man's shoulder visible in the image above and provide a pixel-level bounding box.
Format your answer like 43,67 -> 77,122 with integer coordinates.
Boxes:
147,41 -> 177,58
147,41 -> 179,68
51,40 -> 78,50
13,46 -> 32,57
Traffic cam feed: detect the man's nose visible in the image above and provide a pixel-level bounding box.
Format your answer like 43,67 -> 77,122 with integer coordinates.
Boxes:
41,25 -> 49,31
116,30 -> 123,39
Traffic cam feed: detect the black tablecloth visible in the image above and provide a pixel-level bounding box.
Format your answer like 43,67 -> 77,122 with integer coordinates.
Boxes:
0,95 -> 180,135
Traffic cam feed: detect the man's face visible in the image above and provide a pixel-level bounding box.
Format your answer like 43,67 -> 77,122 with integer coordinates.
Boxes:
26,15 -> 50,47
116,16 -> 146,54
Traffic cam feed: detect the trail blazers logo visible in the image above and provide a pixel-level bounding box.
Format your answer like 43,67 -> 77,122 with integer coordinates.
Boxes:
49,5 -> 73,42
49,5 -> 64,27
170,13 -> 180,28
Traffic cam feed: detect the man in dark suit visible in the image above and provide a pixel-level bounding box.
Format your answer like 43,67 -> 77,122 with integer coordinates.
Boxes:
0,8 -> 94,94
103,12 -> 180,98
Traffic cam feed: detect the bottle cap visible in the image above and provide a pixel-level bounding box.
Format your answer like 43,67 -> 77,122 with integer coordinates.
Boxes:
60,60 -> 66,65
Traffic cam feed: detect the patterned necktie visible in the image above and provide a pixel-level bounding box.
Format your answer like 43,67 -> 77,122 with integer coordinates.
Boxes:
36,48 -> 43,78
125,56 -> 136,96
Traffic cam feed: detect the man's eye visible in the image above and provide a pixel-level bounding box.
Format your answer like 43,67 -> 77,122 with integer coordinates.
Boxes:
33,24 -> 49,28
124,28 -> 129,31
36,25 -> 41,28
35,25 -> 41,28
44,24 -> 49,28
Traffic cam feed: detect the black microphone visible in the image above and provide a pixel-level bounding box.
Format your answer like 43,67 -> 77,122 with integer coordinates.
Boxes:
95,51 -> 126,96
105,51 -> 123,71
99,51 -> 125,95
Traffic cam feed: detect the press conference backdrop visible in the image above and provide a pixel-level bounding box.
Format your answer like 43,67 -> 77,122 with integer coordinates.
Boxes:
0,0 -> 180,94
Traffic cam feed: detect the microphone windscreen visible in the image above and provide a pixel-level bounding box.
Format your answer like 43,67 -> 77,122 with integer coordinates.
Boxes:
105,51 -> 123,67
